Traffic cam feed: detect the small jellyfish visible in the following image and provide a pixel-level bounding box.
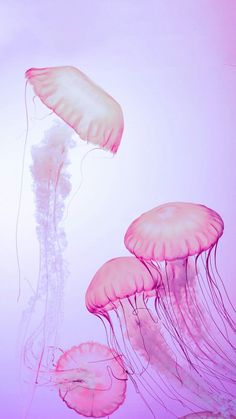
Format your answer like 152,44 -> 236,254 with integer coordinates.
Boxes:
124,202 -> 236,397
54,342 -> 127,418
25,66 -> 124,153
86,256 -> 226,417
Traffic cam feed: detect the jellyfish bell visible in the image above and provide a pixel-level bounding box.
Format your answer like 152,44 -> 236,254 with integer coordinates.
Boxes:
124,202 -> 236,396
86,256 -> 157,314
25,66 -> 124,153
124,202 -> 224,262
54,342 -> 127,418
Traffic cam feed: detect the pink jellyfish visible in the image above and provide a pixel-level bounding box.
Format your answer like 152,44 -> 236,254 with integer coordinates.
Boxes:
21,64 -> 124,410
124,202 -> 236,397
86,256 -> 231,418
54,342 -> 127,418
25,66 -> 124,153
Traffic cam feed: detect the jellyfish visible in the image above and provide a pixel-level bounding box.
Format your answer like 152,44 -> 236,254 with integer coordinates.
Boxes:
54,342 -> 127,418
85,256 -> 232,417
25,65 -> 124,153
21,65 -> 124,411
124,202 -> 236,397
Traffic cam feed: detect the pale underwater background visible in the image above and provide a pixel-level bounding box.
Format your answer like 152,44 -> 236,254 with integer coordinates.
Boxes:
0,0 -> 236,418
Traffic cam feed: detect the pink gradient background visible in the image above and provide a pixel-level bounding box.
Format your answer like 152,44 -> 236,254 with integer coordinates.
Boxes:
1,1 -> 236,418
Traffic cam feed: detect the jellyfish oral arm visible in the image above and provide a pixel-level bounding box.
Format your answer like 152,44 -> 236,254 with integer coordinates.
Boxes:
119,297 -> 225,413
